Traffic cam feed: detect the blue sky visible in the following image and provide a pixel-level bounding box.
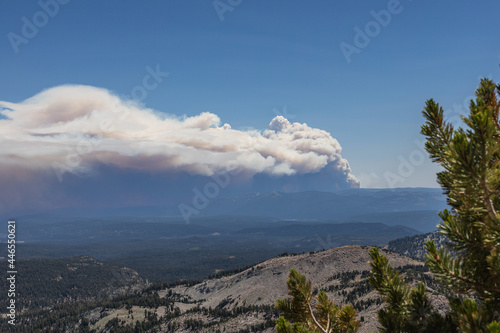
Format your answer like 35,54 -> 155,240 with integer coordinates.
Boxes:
0,0 -> 499,207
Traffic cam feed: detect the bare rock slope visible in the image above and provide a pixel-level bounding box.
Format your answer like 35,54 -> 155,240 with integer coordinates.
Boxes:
161,245 -> 439,333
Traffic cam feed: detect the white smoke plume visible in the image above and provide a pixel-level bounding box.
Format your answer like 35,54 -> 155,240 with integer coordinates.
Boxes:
0,85 -> 359,188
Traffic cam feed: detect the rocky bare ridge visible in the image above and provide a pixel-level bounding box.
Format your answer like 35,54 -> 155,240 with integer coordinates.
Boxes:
166,245 -> 418,307
160,245 -> 444,333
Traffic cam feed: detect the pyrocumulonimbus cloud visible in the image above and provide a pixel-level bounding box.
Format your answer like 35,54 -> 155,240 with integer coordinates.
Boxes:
0,85 -> 359,213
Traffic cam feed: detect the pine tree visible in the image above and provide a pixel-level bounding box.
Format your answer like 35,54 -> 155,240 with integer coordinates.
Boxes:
368,247 -> 456,332
275,268 -> 359,333
369,77 -> 500,332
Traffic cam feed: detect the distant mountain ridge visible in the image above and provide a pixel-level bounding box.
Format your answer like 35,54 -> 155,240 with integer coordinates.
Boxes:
346,210 -> 442,233
388,231 -> 449,259
19,188 -> 446,233
200,188 -> 445,220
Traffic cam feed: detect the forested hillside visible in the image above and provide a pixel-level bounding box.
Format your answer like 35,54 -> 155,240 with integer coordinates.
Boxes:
0,256 -> 146,311
387,231 -> 448,260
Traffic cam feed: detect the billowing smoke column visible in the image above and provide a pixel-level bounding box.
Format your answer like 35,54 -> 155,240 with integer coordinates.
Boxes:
263,116 -> 359,189
0,85 -> 359,213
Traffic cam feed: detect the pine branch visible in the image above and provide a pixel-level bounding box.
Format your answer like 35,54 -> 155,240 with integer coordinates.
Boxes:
306,300 -> 328,333
428,242 -> 500,294
480,177 -> 498,221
